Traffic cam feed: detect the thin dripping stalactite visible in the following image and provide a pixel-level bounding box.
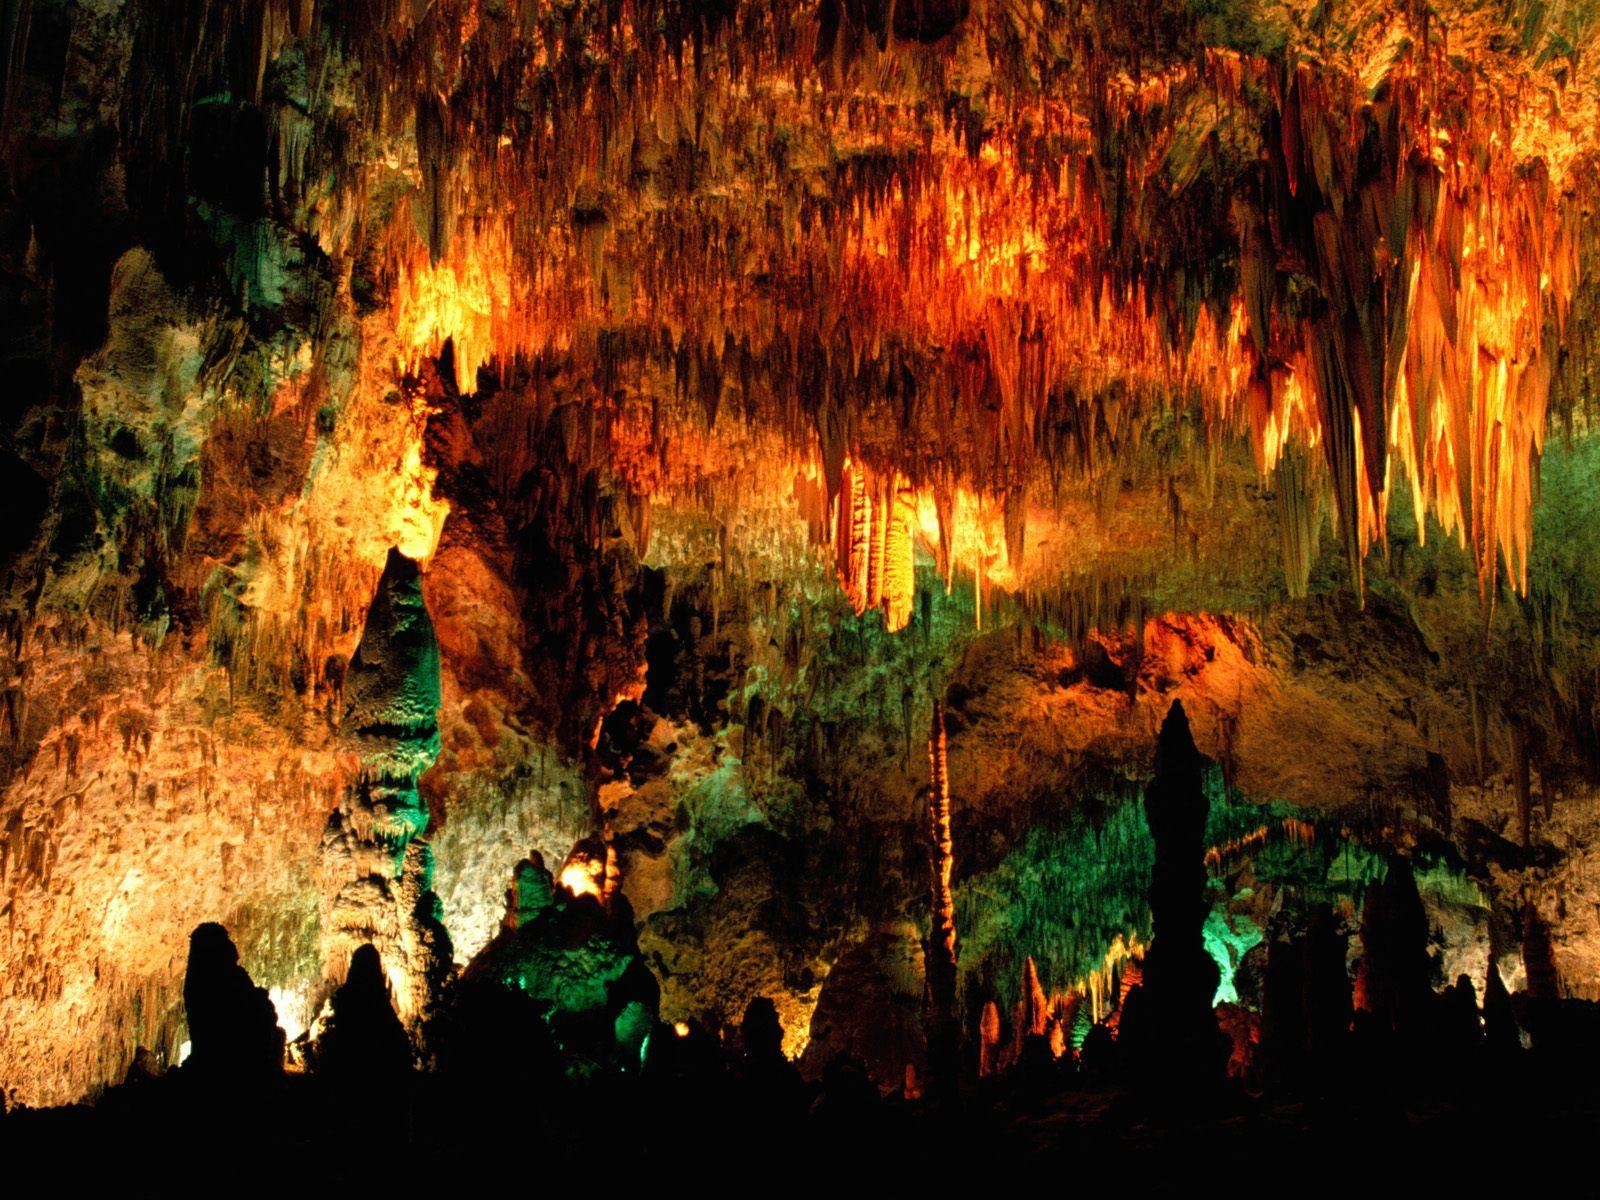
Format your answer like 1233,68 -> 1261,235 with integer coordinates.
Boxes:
1275,444 -> 1322,601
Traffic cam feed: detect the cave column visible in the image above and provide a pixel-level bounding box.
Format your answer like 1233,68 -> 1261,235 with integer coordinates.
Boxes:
322,548 -> 453,1036
924,698 -> 960,1095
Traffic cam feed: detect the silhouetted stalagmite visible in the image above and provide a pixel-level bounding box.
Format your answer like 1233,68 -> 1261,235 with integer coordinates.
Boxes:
182,923 -> 285,1084
1518,898 -> 1565,1053
740,996 -> 786,1064
438,974 -> 558,1095
736,997 -> 804,1114
1303,904 -> 1353,1079
1483,958 -> 1521,1060
1354,856 -> 1434,1040
315,944 -> 414,1083
1261,904 -> 1353,1092
1441,974 -> 1484,1053
1120,700 -> 1225,1085
1262,919 -> 1308,1087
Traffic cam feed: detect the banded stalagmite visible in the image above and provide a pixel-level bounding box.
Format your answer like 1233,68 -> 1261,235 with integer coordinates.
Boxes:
924,698 -> 959,1094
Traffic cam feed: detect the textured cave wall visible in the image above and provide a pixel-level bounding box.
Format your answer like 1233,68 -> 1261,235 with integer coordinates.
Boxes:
0,239 -> 345,1103
572,450 -> 1600,1080
0,0 -> 425,1102
418,372 -> 634,965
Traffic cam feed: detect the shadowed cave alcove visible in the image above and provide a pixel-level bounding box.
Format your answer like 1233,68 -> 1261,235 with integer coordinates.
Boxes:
2,0 -> 1600,1179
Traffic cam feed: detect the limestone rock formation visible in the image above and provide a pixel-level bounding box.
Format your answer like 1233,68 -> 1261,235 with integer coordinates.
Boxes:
323,548 -> 452,1031
922,698 -> 959,1094
467,850 -> 658,1074
1120,701 -> 1226,1085
1354,856 -> 1436,1045
314,943 -> 414,1083
182,922 -> 284,1085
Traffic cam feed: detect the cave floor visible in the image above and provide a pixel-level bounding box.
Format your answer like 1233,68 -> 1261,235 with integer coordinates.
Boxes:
5,1072 -> 1594,1183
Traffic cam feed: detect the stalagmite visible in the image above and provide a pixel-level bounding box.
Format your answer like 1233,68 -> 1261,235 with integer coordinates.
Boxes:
1118,701 -> 1226,1086
1354,856 -> 1434,1042
978,1001 -> 1002,1077
182,923 -> 284,1085
313,943 -> 413,1082
322,549 -> 453,1032
924,697 -> 959,1095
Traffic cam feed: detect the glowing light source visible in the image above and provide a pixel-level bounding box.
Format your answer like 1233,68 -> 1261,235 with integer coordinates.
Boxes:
390,408 -> 450,562
558,859 -> 604,901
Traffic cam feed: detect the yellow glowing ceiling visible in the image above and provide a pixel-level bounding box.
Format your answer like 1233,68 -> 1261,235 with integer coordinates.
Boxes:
226,0 -> 1599,600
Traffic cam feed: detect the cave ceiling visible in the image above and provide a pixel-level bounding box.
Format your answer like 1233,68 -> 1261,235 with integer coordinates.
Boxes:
17,0 -> 1600,608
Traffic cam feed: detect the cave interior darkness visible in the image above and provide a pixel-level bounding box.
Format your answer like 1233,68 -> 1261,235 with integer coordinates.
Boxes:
2,0 -> 1600,1175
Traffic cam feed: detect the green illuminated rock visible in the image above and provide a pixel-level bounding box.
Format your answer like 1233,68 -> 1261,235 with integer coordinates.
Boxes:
322,548 -> 453,1033
467,854 -> 660,1076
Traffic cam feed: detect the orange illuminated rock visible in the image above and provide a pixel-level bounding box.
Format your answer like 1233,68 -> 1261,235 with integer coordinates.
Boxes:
924,698 -> 959,1091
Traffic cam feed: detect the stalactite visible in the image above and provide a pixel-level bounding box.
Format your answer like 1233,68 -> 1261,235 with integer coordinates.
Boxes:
1275,445 -> 1320,598
882,486 -> 916,633
1003,486 -> 1026,574
866,484 -> 886,611
933,480 -> 955,590
835,461 -> 870,614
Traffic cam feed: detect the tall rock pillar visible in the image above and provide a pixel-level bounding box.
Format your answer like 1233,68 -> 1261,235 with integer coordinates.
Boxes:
923,698 -> 959,1095
323,548 -> 453,1034
1122,700 -> 1225,1086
